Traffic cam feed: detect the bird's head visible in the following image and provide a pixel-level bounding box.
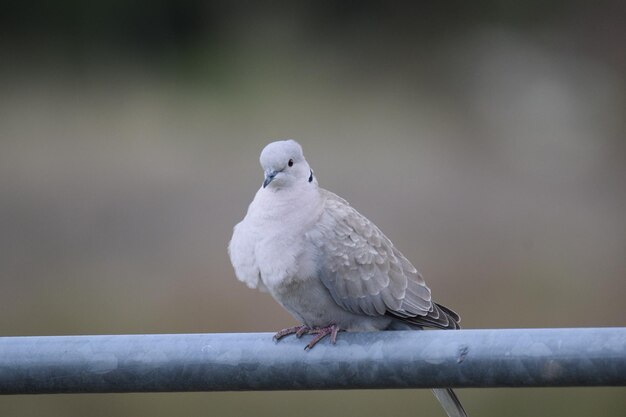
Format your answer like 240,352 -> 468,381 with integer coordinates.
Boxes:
259,139 -> 315,190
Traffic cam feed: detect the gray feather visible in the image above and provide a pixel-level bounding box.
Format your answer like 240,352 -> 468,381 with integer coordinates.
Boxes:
432,388 -> 468,417
310,189 -> 460,328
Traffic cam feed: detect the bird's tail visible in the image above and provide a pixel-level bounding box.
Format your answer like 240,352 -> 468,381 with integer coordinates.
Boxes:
432,388 -> 468,417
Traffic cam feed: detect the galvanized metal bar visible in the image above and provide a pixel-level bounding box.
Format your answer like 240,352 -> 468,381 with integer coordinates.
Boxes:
0,328 -> 624,394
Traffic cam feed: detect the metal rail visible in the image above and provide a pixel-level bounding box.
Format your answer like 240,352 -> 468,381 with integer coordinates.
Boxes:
0,328 -> 624,394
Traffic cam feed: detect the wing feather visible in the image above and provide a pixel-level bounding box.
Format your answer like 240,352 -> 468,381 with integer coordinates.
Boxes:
308,190 -> 451,324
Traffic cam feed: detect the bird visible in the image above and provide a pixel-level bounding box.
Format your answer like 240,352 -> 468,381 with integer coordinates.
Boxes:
229,139 -> 467,417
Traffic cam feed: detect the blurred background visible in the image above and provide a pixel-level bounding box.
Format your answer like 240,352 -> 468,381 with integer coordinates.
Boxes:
1,1 -> 625,416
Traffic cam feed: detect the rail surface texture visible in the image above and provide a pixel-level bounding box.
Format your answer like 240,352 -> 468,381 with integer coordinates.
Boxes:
0,328 -> 624,394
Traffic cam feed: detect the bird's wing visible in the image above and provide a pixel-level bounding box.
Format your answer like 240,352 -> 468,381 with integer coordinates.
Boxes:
306,189 -> 459,329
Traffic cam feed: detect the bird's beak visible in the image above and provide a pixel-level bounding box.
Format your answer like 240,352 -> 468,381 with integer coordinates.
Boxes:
263,170 -> 277,188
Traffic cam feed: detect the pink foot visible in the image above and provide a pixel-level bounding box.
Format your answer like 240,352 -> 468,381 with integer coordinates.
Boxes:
273,324 -> 343,350
305,324 -> 341,351
273,325 -> 312,341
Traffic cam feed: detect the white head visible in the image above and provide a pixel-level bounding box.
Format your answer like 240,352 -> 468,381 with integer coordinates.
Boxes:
259,140 -> 315,190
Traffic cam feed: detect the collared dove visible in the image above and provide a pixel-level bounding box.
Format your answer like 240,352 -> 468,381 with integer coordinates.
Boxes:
229,139 -> 467,417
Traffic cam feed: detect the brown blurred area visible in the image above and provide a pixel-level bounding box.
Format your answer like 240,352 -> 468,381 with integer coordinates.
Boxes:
1,1 -> 625,416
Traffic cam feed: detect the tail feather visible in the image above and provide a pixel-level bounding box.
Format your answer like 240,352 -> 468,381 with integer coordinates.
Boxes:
387,302 -> 461,330
432,388 -> 468,417
388,300 -> 467,416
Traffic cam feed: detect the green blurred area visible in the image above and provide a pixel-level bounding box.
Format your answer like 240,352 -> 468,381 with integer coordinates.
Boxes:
0,2 -> 625,416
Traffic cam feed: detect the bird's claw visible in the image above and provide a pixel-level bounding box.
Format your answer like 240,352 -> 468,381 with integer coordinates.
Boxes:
273,325 -> 312,341
304,324 -> 341,350
273,324 -> 342,350
295,326 -> 311,338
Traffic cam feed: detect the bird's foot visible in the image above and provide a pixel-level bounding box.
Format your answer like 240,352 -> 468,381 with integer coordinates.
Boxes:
273,324 -> 313,341
273,324 -> 343,350
304,324 -> 341,351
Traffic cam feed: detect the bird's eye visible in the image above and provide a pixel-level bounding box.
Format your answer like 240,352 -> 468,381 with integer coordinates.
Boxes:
288,159 -> 294,167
